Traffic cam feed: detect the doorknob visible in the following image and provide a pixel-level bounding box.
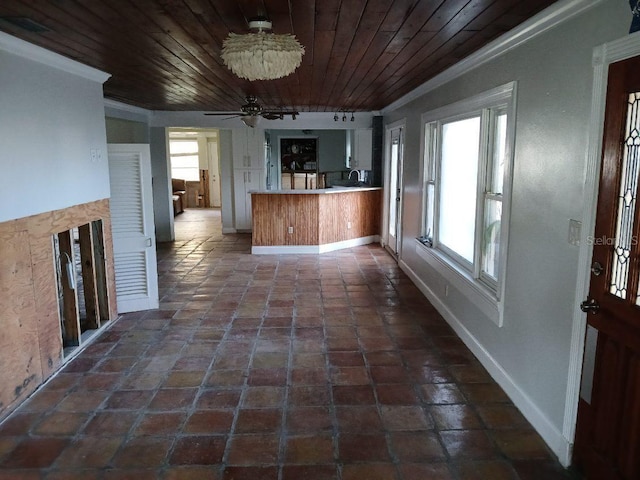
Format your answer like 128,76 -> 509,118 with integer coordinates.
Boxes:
580,298 -> 600,314
591,261 -> 604,276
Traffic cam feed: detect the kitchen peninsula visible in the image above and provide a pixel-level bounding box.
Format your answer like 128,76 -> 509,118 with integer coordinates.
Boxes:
250,187 -> 382,254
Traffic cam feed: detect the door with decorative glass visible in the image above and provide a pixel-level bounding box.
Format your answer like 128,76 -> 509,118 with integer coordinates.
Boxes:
574,55 -> 640,480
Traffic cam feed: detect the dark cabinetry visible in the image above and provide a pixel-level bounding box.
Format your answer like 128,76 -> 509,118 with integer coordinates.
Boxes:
280,138 -> 317,172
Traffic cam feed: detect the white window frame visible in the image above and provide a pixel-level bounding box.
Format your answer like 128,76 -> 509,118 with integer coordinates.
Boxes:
169,138 -> 200,181
417,82 -> 517,327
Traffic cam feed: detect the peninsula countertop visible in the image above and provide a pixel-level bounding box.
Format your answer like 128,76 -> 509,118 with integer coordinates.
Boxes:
250,186 -> 382,254
250,186 -> 382,195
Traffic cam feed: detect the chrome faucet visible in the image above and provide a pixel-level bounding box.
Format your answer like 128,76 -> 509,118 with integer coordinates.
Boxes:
348,169 -> 360,181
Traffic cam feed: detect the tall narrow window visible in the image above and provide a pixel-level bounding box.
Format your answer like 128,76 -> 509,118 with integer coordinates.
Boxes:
482,110 -> 507,286
439,116 -> 481,265
420,83 -> 515,323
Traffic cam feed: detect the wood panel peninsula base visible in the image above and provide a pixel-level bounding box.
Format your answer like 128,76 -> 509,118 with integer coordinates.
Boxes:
251,187 -> 382,254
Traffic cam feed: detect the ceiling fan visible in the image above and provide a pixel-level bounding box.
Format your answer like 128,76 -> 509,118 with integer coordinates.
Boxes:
204,95 -> 299,127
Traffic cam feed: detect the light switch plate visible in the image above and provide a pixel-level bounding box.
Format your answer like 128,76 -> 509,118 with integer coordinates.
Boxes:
568,219 -> 581,246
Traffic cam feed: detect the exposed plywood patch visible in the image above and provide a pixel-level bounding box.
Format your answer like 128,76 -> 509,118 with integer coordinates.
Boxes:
0,230 -> 42,410
0,199 -> 117,419
29,233 -> 61,379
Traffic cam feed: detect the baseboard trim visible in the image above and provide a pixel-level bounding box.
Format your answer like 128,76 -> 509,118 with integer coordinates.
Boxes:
399,259 -> 571,466
252,235 -> 379,255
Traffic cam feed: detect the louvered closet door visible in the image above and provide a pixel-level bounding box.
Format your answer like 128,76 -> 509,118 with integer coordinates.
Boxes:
107,144 -> 159,313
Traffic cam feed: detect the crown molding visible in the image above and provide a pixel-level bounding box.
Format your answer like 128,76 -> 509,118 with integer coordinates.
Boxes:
381,0 -> 605,114
0,31 -> 110,83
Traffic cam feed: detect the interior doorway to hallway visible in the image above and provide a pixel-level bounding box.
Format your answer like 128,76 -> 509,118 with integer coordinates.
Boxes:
168,128 -> 221,209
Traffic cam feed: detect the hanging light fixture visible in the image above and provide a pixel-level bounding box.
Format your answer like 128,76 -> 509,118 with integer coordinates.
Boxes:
241,115 -> 261,128
221,17 -> 305,81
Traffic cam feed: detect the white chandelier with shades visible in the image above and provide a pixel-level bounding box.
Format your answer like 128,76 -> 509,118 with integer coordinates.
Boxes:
221,18 -> 305,81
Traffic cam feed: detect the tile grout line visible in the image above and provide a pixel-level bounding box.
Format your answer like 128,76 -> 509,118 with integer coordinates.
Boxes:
218,256 -> 267,474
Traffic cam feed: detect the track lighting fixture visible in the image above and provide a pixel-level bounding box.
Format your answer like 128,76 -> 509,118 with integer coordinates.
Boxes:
333,110 -> 355,122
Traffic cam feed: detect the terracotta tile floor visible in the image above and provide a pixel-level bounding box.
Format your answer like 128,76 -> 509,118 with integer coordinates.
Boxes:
0,209 -> 578,479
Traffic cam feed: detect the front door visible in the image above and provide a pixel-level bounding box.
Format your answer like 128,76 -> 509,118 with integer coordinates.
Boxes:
107,144 -> 159,313
574,55 -> 640,479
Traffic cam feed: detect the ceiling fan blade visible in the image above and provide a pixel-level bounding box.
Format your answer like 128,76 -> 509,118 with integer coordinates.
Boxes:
261,113 -> 283,120
263,110 -> 299,115
203,111 -> 244,116
261,110 -> 300,120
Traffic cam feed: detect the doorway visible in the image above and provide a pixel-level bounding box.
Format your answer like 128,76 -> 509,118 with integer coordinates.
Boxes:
384,121 -> 405,257
208,135 -> 222,207
168,128 -> 221,209
573,54 -> 640,479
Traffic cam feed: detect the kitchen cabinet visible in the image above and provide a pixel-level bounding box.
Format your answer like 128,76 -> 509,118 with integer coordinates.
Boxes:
352,128 -> 372,171
232,128 -> 266,230
232,128 -> 265,169
234,168 -> 264,231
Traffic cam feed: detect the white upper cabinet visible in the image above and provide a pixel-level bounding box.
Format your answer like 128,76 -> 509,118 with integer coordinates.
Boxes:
352,128 -> 373,171
232,128 -> 265,169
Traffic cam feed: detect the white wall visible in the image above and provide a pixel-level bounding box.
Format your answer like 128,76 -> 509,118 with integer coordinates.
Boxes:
382,0 -> 629,464
0,37 -> 110,223
105,117 -> 149,144
150,127 -> 174,242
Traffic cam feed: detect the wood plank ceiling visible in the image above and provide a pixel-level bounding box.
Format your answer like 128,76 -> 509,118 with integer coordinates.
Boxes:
0,0 -> 558,113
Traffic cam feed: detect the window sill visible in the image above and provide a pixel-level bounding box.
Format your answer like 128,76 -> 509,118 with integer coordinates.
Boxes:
414,240 -> 503,327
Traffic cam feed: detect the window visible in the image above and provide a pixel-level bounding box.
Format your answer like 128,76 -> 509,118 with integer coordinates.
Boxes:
169,139 -> 200,181
419,83 -> 515,325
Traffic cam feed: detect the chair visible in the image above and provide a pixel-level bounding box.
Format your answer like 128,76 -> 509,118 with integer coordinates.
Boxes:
171,178 -> 187,215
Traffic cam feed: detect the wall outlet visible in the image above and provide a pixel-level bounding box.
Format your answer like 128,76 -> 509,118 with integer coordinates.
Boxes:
90,148 -> 102,163
288,226 -> 294,234
347,221 -> 352,229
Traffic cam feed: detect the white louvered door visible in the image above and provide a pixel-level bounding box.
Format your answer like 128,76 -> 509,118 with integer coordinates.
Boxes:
107,144 -> 159,313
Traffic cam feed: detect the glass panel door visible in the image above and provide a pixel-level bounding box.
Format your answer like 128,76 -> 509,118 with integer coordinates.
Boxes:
387,126 -> 403,255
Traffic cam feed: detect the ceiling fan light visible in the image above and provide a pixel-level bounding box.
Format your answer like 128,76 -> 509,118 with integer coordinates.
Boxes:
241,115 -> 260,128
221,32 -> 304,81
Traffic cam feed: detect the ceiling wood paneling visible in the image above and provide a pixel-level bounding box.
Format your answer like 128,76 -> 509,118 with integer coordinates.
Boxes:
0,0 -> 558,112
